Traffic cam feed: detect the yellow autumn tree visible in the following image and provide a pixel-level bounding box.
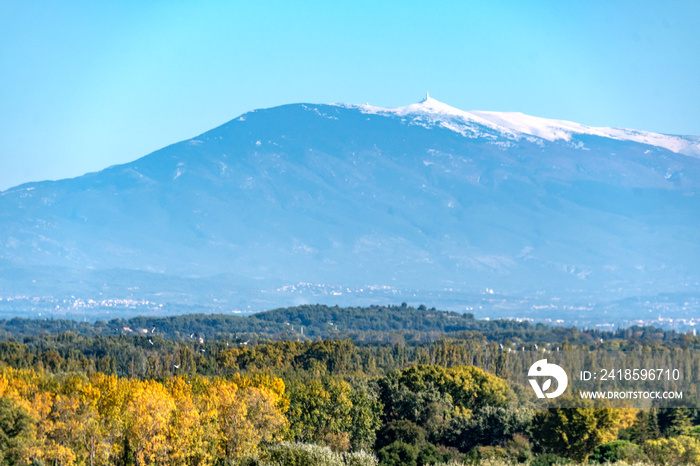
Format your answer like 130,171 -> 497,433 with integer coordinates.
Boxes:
40,393 -> 79,466
90,372 -> 131,462
240,386 -> 288,445
209,379 -> 246,461
229,373 -> 289,413
208,376 -> 287,462
125,379 -> 176,465
532,396 -> 625,462
47,375 -> 111,466
165,376 -> 217,466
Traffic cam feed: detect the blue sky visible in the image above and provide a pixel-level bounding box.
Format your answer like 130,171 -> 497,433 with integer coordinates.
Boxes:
1,1 -> 699,191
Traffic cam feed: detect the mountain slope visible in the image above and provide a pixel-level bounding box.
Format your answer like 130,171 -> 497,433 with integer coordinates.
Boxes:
1,97 -> 699,319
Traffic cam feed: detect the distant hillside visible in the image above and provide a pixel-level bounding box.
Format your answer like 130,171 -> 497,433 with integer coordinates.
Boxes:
1,98 -> 698,323
0,304 -> 682,348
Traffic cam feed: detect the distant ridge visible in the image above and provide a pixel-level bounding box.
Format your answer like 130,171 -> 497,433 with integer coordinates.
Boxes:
0,98 -> 698,324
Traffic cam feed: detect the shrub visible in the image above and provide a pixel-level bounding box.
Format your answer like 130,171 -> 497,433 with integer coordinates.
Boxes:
238,443 -> 378,466
591,440 -> 648,463
644,435 -> 700,465
529,453 -> 572,465
505,434 -> 533,463
343,450 -> 379,466
377,441 -> 418,466
375,420 -> 426,451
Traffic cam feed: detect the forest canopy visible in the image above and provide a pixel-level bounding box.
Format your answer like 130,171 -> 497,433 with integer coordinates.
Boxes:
0,304 -> 698,465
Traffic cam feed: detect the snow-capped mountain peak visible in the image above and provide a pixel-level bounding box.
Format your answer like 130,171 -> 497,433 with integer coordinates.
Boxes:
352,94 -> 493,125
470,110 -> 700,157
343,96 -> 700,157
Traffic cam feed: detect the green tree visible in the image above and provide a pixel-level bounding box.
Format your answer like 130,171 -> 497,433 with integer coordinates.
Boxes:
378,370 -> 454,426
375,421 -> 426,451
416,443 -> 448,466
0,397 -> 35,466
443,405 -> 533,452
287,377 -> 353,447
377,441 -> 418,466
590,440 -> 647,463
396,365 -> 509,412
660,407 -> 693,437
345,378 -> 382,451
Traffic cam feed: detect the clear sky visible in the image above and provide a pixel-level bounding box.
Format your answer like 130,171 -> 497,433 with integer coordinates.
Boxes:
1,1 -> 699,191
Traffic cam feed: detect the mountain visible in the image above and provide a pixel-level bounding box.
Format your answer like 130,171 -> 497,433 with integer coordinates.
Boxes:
1,96 -> 699,325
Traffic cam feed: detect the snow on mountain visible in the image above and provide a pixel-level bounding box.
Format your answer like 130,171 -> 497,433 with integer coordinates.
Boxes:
345,94 -> 700,157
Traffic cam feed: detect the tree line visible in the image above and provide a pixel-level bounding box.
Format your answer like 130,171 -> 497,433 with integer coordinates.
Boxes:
1,305 -> 700,465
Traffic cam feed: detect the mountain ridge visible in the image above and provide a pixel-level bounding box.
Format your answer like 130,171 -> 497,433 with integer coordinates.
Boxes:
0,98 -> 698,324
337,96 -> 700,157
